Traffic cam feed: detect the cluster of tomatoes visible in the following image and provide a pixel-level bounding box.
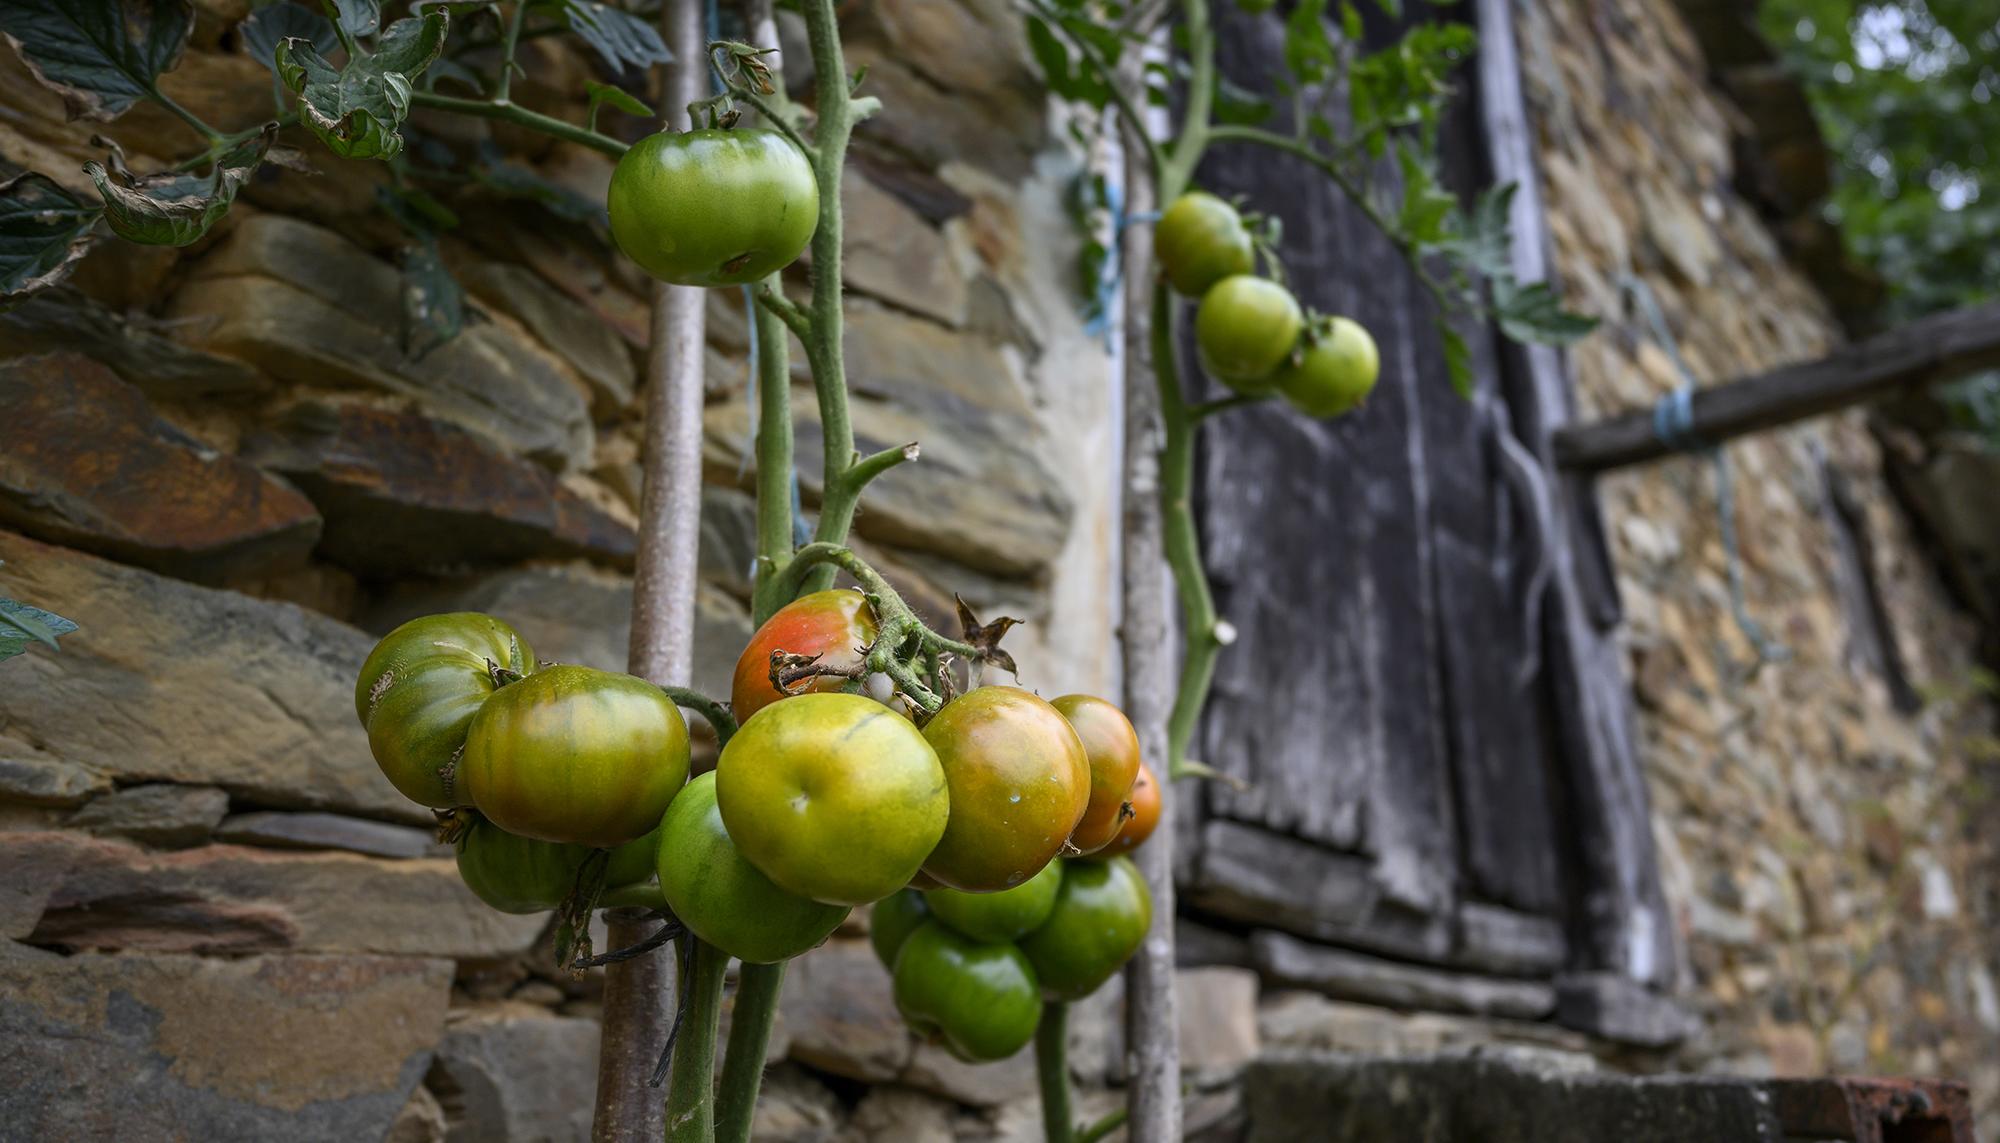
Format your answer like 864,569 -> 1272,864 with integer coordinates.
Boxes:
1157,191 -> 1381,417
355,588 -> 1161,1063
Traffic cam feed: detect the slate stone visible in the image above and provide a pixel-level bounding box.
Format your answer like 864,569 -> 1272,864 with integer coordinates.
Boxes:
902,1039 -> 1037,1107
0,353 -> 321,583
216,811 -> 440,860
0,529 -> 417,821
385,1085 -> 447,1143
702,304 -> 1072,578
779,938 -> 912,1083
0,757 -> 113,808
1251,931 -> 1557,1021
1178,967 -> 1262,1081
1553,972 -> 1697,1048
1242,1054 -> 1788,1143
0,288 -> 267,398
1453,903 -> 1568,977
748,1065 -> 844,1142
244,399 -> 636,577
168,214 -> 594,471
428,1004 -> 599,1143
842,171 -> 968,327
0,953 -> 452,1143
4,831 -> 541,959
460,260 -> 636,416
68,783 -> 230,848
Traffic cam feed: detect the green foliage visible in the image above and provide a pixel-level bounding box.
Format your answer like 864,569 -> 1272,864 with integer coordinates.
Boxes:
278,10 -> 450,160
0,173 -> 100,304
586,80 -> 653,132
240,3 -> 338,81
532,0 -> 672,75
0,593 -> 77,665
0,0 -> 194,122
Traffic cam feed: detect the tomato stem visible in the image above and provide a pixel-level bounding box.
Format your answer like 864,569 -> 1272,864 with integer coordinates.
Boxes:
661,937 -> 727,1142
1035,1000 -> 1074,1143
408,90 -> 629,157
659,684 -> 738,747
714,961 -> 786,1143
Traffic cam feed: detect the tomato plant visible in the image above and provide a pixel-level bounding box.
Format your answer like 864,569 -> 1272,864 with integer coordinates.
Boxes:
729,589 -> 878,722
1195,274 -> 1305,391
455,815 -> 662,915
716,692 -> 947,906
609,128 -> 820,288
460,664 -> 691,848
1088,759 -> 1161,860
1018,856 -> 1152,1002
1155,191 -> 1254,297
1050,694 -> 1143,855
355,613 -> 534,808
919,686 -> 1091,893
869,888 -> 933,971
924,858 -> 1063,942
892,921 -> 1043,1063
657,773 -> 848,964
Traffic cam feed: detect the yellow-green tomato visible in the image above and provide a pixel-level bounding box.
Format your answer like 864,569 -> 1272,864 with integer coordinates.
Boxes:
608,128 -> 819,287
923,858 -> 1063,943
892,922 -> 1042,1063
657,772 -> 848,964
1195,275 -> 1304,392
1018,857 -> 1152,1001
717,692 -> 948,906
455,817 -> 662,915
1276,315 -> 1380,417
1155,191 -> 1255,297
869,888 -> 932,971
355,613 -> 534,808
460,665 -> 690,848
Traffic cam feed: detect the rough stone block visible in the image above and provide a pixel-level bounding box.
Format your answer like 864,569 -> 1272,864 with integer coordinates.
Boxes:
0,353 -> 320,582
780,938 -> 912,1083
0,953 -> 451,1142
1453,902 -> 1567,976
67,783 -> 230,848
3,831 -> 541,958
1252,931 -> 1556,1020
1553,972 -> 1697,1048
216,811 -> 441,860
0,529 -> 417,821
1178,966 -> 1262,1081
429,1004 -> 599,1143
244,398 -> 635,576
902,1039 -> 1037,1108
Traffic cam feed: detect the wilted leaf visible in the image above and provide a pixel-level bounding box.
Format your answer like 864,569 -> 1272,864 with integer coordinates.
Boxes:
239,1 -> 336,75
401,240 -> 463,358
0,172 -> 101,304
0,0 -> 194,122
85,123 -> 273,246
955,594 -> 1022,678
0,596 -> 78,664
533,0 -> 670,75
278,10 -> 448,160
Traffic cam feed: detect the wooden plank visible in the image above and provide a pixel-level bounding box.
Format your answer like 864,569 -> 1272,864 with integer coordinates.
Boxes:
1474,0 -> 1678,988
1253,931 -> 1557,1020
1553,300 -> 2000,472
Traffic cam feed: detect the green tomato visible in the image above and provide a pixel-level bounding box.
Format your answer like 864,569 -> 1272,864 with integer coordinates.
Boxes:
1155,192 -> 1254,297
1018,857 -> 1151,1001
869,888 -> 932,971
355,613 -> 534,808
460,665 -> 690,848
657,772 -> 848,964
920,687 -> 1090,893
608,128 -> 819,287
923,858 -> 1063,943
455,817 -> 662,915
717,692 -> 948,906
892,922 -> 1042,1063
1276,315 -> 1380,418
1195,275 -> 1304,392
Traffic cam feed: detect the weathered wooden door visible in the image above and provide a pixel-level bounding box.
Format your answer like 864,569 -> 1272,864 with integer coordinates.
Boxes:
1178,1 -> 1673,1008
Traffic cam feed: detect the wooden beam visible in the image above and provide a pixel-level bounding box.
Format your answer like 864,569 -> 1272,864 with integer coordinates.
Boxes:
1554,300 -> 2000,472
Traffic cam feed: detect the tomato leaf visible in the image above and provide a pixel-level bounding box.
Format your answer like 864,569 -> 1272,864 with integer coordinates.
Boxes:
400,240 -> 463,359
0,596 -> 78,663
1492,278 -> 1597,346
1283,0 -> 1336,87
0,172 -> 102,305
1026,15 -> 1111,110
1395,142 -> 1455,246
331,0 -> 380,39
239,1 -> 336,76
585,79 -> 650,133
277,10 -> 448,161
0,0 -> 194,122
1439,323 -> 1472,399
531,0 -> 671,76
85,123 -> 273,246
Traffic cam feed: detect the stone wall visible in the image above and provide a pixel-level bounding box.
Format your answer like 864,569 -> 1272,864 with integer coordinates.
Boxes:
1520,0 -> 2000,1134
0,2 -> 1133,1139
